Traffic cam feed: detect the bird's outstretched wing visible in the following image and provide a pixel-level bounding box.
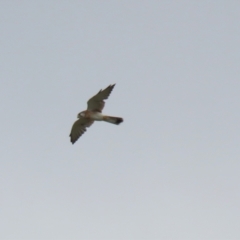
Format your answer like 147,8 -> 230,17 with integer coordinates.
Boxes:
87,84 -> 115,112
69,118 -> 94,144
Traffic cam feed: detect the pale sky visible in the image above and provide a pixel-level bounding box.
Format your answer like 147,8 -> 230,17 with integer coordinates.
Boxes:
1,1 -> 240,240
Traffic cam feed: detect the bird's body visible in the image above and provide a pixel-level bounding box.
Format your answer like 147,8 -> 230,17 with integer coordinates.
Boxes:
79,111 -> 104,121
69,84 -> 123,144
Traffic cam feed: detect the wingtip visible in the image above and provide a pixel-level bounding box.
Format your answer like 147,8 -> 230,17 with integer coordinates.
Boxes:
69,135 -> 75,144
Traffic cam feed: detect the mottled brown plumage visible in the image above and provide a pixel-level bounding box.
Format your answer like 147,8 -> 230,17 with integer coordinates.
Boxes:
69,84 -> 123,144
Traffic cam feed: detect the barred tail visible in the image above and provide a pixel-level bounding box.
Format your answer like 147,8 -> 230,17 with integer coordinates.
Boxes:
103,116 -> 123,125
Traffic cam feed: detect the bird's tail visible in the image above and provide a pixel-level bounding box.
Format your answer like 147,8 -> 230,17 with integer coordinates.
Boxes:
103,116 -> 123,125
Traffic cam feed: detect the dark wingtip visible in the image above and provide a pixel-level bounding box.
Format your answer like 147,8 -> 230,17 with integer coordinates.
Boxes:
69,135 -> 75,144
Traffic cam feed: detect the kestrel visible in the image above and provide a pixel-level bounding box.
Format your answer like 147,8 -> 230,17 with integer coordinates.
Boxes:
69,84 -> 123,144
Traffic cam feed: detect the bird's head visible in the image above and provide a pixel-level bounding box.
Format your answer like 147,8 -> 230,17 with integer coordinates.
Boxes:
77,111 -> 86,118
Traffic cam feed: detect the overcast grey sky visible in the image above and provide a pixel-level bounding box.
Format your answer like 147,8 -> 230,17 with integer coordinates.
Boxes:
0,1 -> 240,240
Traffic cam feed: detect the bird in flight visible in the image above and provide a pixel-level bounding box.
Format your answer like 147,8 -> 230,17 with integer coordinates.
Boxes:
69,84 -> 123,144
